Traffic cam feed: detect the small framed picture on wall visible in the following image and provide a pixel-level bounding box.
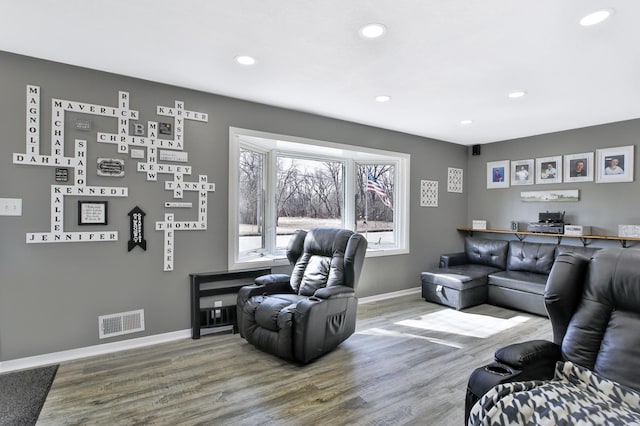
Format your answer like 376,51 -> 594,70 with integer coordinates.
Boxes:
596,145 -> 634,183
535,156 -> 562,184
564,152 -> 594,183
511,159 -> 534,186
78,201 -> 108,225
486,160 -> 510,189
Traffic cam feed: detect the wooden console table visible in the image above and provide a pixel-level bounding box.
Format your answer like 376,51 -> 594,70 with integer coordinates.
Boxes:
457,227 -> 640,248
189,268 -> 271,339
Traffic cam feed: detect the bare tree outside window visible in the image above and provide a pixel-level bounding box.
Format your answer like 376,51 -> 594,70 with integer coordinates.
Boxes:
238,148 -> 265,253
275,156 -> 343,249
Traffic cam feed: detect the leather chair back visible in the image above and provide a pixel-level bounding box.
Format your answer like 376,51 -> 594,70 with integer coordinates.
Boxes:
546,248 -> 640,391
287,228 -> 367,297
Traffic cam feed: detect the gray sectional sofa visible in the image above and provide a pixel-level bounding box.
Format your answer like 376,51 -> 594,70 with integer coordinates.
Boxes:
421,237 -> 599,316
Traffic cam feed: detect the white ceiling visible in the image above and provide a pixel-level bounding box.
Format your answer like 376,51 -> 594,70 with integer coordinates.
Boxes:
2,1 -> 639,145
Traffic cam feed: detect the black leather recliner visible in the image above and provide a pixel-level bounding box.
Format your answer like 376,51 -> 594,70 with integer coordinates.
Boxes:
465,248 -> 640,423
236,228 -> 367,364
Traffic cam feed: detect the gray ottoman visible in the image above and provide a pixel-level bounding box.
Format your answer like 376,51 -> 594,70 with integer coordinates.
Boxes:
421,265 -> 496,310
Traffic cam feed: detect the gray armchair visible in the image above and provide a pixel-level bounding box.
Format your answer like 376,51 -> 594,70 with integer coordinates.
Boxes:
236,228 -> 367,364
466,248 -> 640,424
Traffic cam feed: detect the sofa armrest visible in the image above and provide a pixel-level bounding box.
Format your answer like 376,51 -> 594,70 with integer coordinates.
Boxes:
440,252 -> 468,268
494,339 -> 561,381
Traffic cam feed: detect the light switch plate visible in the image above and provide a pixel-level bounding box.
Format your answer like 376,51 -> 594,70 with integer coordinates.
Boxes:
0,198 -> 22,216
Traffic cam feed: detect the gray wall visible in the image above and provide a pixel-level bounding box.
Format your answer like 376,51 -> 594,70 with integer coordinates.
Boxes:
0,51 -> 467,361
466,119 -> 640,248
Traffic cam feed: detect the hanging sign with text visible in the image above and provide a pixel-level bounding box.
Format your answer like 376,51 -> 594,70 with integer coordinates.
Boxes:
128,206 -> 147,251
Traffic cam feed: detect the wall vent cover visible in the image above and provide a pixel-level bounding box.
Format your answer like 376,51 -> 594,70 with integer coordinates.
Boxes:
98,309 -> 145,339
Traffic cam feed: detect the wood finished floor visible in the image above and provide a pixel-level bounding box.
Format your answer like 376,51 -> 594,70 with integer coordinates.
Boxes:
38,294 -> 551,425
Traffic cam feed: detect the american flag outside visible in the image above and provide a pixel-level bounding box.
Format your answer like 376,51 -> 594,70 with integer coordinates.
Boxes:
366,173 -> 392,209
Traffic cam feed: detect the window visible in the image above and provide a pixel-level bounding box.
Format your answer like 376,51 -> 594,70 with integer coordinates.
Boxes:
275,155 -> 343,250
356,164 -> 395,248
229,127 -> 409,270
238,148 -> 265,255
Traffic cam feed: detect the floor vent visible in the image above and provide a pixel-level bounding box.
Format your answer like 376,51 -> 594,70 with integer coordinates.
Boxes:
99,309 -> 145,339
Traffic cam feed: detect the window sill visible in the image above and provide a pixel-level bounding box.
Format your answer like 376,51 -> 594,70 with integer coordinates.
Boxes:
231,246 -> 408,270
365,247 -> 409,258
229,256 -> 289,271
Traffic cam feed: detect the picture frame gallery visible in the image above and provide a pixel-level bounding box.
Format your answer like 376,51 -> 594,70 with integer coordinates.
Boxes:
486,145 -> 635,189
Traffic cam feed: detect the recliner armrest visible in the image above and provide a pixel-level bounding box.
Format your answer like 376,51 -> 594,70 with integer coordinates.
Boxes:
313,285 -> 355,299
237,274 -> 293,302
236,275 -> 294,339
255,273 -> 291,287
440,252 -> 468,268
494,339 -> 561,381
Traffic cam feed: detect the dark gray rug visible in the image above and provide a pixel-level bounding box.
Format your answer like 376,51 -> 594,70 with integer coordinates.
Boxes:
0,364 -> 58,426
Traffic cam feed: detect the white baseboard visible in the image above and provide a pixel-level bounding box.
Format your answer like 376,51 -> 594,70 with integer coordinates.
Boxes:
0,329 -> 191,373
1,287 -> 421,373
359,286 -> 421,304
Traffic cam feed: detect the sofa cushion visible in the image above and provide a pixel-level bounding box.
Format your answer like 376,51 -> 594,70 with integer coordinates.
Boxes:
253,294 -> 304,331
421,264 -> 502,290
465,238 -> 509,269
507,241 -> 556,274
422,281 -> 487,310
489,270 -> 549,295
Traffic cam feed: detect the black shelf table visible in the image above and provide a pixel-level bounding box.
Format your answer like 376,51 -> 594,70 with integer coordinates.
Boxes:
189,268 -> 271,339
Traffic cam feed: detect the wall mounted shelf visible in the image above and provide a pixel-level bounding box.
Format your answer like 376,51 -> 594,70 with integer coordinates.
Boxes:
457,227 -> 640,248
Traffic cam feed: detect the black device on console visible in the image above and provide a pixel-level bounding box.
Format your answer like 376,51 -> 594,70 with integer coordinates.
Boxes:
527,211 -> 565,234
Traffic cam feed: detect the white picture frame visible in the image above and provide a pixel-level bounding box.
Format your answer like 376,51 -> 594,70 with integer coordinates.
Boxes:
486,160 -> 509,189
596,145 -> 634,183
420,180 -> 438,207
535,156 -> 562,184
511,159 -> 534,186
563,152 -> 594,183
447,167 -> 463,193
520,189 -> 579,202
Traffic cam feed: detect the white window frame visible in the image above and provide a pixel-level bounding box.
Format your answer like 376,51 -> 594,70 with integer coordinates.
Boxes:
228,127 -> 410,271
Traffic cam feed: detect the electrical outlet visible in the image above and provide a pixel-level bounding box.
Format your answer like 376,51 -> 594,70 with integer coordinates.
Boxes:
0,198 -> 22,216
213,300 -> 222,319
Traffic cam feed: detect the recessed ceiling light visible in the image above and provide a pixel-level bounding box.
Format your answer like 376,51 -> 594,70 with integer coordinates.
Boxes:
235,55 -> 256,65
580,9 -> 614,26
508,91 -> 527,99
460,120 -> 473,125
375,95 -> 391,103
359,23 -> 387,39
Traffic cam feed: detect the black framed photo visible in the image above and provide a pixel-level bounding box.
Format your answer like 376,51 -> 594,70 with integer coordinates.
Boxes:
78,201 -> 108,225
159,122 -> 172,135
